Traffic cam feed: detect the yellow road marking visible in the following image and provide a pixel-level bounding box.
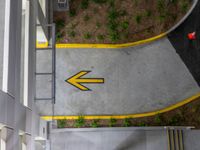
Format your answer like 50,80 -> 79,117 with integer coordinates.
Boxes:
41,92 -> 200,120
65,71 -> 104,91
36,33 -> 166,49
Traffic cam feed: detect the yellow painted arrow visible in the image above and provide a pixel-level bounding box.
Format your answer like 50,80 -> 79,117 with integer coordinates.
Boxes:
65,71 -> 104,91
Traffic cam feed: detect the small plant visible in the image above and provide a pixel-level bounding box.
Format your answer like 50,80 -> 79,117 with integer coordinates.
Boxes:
74,116 -> 85,128
55,19 -> 65,30
81,0 -> 89,9
135,15 -> 142,24
108,9 -> 119,20
157,0 -> 165,13
123,118 -> 131,127
109,118 -> 117,127
109,31 -> 120,42
138,122 -> 146,127
107,20 -> 118,31
90,119 -> 100,128
168,113 -> 184,126
84,15 -> 90,22
56,32 -> 63,42
92,0 -> 107,4
154,114 -> 164,125
97,34 -> 105,40
120,21 -> 129,30
84,32 -> 92,39
180,2 -> 189,13
108,0 -> 115,7
69,8 -> 76,17
145,10 -> 152,17
96,22 -> 101,28
68,30 -> 76,38
57,119 -> 67,128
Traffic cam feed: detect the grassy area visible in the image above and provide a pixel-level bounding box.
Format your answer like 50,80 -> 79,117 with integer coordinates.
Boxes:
57,98 -> 200,128
54,0 -> 192,43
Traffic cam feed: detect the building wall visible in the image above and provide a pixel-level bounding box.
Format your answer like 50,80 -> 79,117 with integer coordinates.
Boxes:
0,0 -> 48,149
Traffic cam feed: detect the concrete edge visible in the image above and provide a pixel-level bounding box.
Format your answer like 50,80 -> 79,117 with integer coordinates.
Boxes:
51,127 -> 194,133
41,92 -> 200,121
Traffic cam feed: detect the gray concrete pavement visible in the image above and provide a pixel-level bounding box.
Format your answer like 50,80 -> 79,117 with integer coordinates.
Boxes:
36,38 -> 200,116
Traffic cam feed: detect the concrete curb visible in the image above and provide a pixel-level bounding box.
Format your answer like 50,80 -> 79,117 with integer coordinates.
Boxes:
41,92 -> 200,121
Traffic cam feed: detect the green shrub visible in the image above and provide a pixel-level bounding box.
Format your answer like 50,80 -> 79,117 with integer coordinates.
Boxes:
108,9 -> 119,20
168,113 -> 184,126
109,31 -> 120,42
135,15 -> 142,24
108,0 -> 115,7
145,10 -> 152,17
107,20 -> 118,32
92,0 -> 107,4
69,8 -> 76,17
97,34 -> 105,40
55,20 -> 65,30
154,114 -> 164,125
157,0 -> 165,13
180,2 -> 189,13
123,118 -> 131,127
74,116 -> 85,128
138,122 -> 146,127
84,32 -> 92,39
121,21 -> 129,30
68,30 -> 76,38
109,118 -> 117,127
90,119 -> 100,128
81,0 -> 89,9
57,119 -> 67,128
56,32 -> 63,42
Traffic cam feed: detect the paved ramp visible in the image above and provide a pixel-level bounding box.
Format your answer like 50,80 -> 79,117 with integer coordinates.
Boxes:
36,38 -> 200,116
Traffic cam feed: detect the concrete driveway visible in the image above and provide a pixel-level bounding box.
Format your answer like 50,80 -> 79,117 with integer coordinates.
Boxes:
36,38 -> 200,116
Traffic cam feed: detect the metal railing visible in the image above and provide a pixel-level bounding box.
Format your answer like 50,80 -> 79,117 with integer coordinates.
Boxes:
35,23 -> 56,104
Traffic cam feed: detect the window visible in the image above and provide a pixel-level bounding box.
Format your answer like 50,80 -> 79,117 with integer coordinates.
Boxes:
20,0 -> 30,107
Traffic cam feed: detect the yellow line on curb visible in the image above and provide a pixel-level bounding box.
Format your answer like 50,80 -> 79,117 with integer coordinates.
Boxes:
41,92 -> 200,121
36,33 -> 166,49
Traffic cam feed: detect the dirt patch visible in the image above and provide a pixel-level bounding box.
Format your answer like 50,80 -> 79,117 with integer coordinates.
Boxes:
57,97 -> 200,128
54,0 -> 192,43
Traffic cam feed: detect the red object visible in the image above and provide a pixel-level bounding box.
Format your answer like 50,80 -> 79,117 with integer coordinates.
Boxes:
187,32 -> 196,40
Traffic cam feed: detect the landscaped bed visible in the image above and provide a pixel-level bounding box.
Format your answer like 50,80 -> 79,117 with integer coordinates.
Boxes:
54,0 -> 192,43
56,98 -> 200,128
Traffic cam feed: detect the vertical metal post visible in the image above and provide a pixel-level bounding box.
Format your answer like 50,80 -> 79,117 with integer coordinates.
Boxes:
51,23 -> 56,104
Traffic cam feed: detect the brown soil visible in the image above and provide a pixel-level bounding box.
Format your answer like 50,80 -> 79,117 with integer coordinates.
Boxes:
54,0 -> 192,43
57,98 -> 200,128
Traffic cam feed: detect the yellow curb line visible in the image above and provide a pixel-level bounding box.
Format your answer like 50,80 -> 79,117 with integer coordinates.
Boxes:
36,33 -> 166,49
41,92 -> 200,121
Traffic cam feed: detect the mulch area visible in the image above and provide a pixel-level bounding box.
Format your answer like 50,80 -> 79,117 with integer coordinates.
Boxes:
54,0 -> 192,43
57,97 -> 200,128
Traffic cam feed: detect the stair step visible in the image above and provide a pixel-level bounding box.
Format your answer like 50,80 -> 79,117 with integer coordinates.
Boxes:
167,129 -> 184,150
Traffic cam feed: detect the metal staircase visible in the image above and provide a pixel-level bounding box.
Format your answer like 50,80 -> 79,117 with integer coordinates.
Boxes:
167,129 -> 184,150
